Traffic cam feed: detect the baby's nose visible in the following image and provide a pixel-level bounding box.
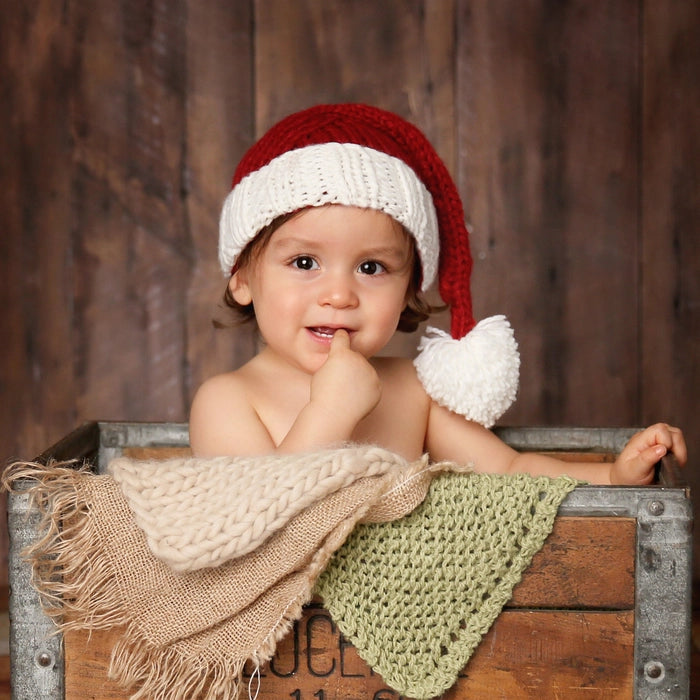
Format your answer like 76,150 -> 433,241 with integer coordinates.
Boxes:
318,273 -> 359,308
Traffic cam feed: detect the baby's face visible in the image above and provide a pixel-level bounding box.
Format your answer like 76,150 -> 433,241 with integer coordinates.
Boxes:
229,205 -> 414,374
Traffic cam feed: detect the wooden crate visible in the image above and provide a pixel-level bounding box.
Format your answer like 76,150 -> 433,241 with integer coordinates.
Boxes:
8,422 -> 692,699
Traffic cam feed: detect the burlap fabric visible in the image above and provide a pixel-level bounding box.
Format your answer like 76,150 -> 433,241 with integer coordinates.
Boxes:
3,446 -> 446,700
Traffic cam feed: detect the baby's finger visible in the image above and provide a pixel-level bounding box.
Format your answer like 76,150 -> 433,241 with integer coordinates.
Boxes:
668,426 -> 688,466
639,444 -> 668,483
624,444 -> 666,485
628,423 -> 669,451
329,329 -> 350,352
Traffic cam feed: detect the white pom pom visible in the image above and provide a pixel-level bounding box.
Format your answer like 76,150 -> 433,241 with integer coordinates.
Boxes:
413,315 -> 520,428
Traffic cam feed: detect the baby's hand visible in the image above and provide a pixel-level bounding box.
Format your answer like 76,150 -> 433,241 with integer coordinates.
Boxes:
310,330 -> 381,424
610,423 -> 687,485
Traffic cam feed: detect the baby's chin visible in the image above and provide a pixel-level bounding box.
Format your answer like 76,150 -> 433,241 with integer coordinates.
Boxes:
292,351 -> 334,376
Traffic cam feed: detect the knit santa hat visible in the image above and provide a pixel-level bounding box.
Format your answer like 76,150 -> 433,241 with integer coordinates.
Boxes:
219,104 -> 519,427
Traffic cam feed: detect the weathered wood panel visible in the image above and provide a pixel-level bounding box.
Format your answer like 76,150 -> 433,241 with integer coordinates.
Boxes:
446,610 -> 634,699
254,0 -> 456,161
640,0 -> 700,569
64,607 -> 634,699
0,0 -> 84,590
68,0 -> 190,425
0,0 -> 255,585
0,1 -> 80,464
184,1 -> 258,393
122,445 -> 192,460
457,0 -> 641,427
509,516 -> 635,609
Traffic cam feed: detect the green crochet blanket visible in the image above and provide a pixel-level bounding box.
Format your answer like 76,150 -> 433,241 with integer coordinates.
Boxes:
314,471 -> 578,699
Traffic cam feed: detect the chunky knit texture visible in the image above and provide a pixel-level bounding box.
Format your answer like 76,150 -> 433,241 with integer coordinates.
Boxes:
108,445 -> 415,571
315,471 -> 578,699
221,141 -> 439,291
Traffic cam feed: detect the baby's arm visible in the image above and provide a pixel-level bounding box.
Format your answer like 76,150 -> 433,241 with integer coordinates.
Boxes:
426,402 -> 687,485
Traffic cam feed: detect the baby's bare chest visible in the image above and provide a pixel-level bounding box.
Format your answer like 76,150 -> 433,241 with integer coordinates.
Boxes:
352,384 -> 430,460
255,379 -> 429,460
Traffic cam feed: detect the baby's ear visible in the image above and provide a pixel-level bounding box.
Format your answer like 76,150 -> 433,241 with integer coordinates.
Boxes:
228,270 -> 252,305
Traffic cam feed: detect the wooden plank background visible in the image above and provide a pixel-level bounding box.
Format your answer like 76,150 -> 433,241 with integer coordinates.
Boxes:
1,0 -> 698,589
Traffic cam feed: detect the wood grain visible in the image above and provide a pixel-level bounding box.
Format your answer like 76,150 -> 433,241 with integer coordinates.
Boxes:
0,0 -> 79,463
183,0 -> 258,392
65,608 -> 634,699
640,0 -> 700,568
122,446 -> 192,460
509,517 -> 635,609
445,610 -> 634,699
457,0 -> 641,427
68,0 -> 191,425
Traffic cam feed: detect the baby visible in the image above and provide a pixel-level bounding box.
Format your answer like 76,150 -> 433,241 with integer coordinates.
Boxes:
190,104 -> 686,484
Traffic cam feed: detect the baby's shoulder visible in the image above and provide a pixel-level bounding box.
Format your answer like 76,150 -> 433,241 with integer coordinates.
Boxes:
192,353 -> 278,415
189,367 -> 269,456
190,370 -> 250,424
193,368 -> 245,398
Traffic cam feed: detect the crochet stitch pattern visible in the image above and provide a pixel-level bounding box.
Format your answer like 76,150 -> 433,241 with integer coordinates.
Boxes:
315,471 -> 578,699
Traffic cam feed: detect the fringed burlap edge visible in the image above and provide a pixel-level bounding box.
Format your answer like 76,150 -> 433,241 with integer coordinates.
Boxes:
2,460 -> 322,700
2,460 -> 130,633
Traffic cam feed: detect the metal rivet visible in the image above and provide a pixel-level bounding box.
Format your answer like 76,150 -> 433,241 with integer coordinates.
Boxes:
644,660 -> 665,682
34,650 -> 55,669
648,500 -> 665,516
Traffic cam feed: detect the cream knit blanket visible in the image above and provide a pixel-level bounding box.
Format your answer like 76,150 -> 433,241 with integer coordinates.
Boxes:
3,446 -> 445,700
107,445 -> 432,571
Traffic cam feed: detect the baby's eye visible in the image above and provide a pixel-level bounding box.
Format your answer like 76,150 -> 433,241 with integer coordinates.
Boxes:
358,260 -> 386,275
292,256 -> 319,271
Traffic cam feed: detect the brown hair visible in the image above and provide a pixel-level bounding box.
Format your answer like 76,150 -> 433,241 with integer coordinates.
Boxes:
215,210 -> 442,333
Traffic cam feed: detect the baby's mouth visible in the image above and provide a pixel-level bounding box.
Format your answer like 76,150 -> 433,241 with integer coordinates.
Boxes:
308,326 -> 351,339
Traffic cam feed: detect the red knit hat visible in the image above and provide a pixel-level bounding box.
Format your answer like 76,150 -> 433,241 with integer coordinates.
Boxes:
219,104 -> 519,426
